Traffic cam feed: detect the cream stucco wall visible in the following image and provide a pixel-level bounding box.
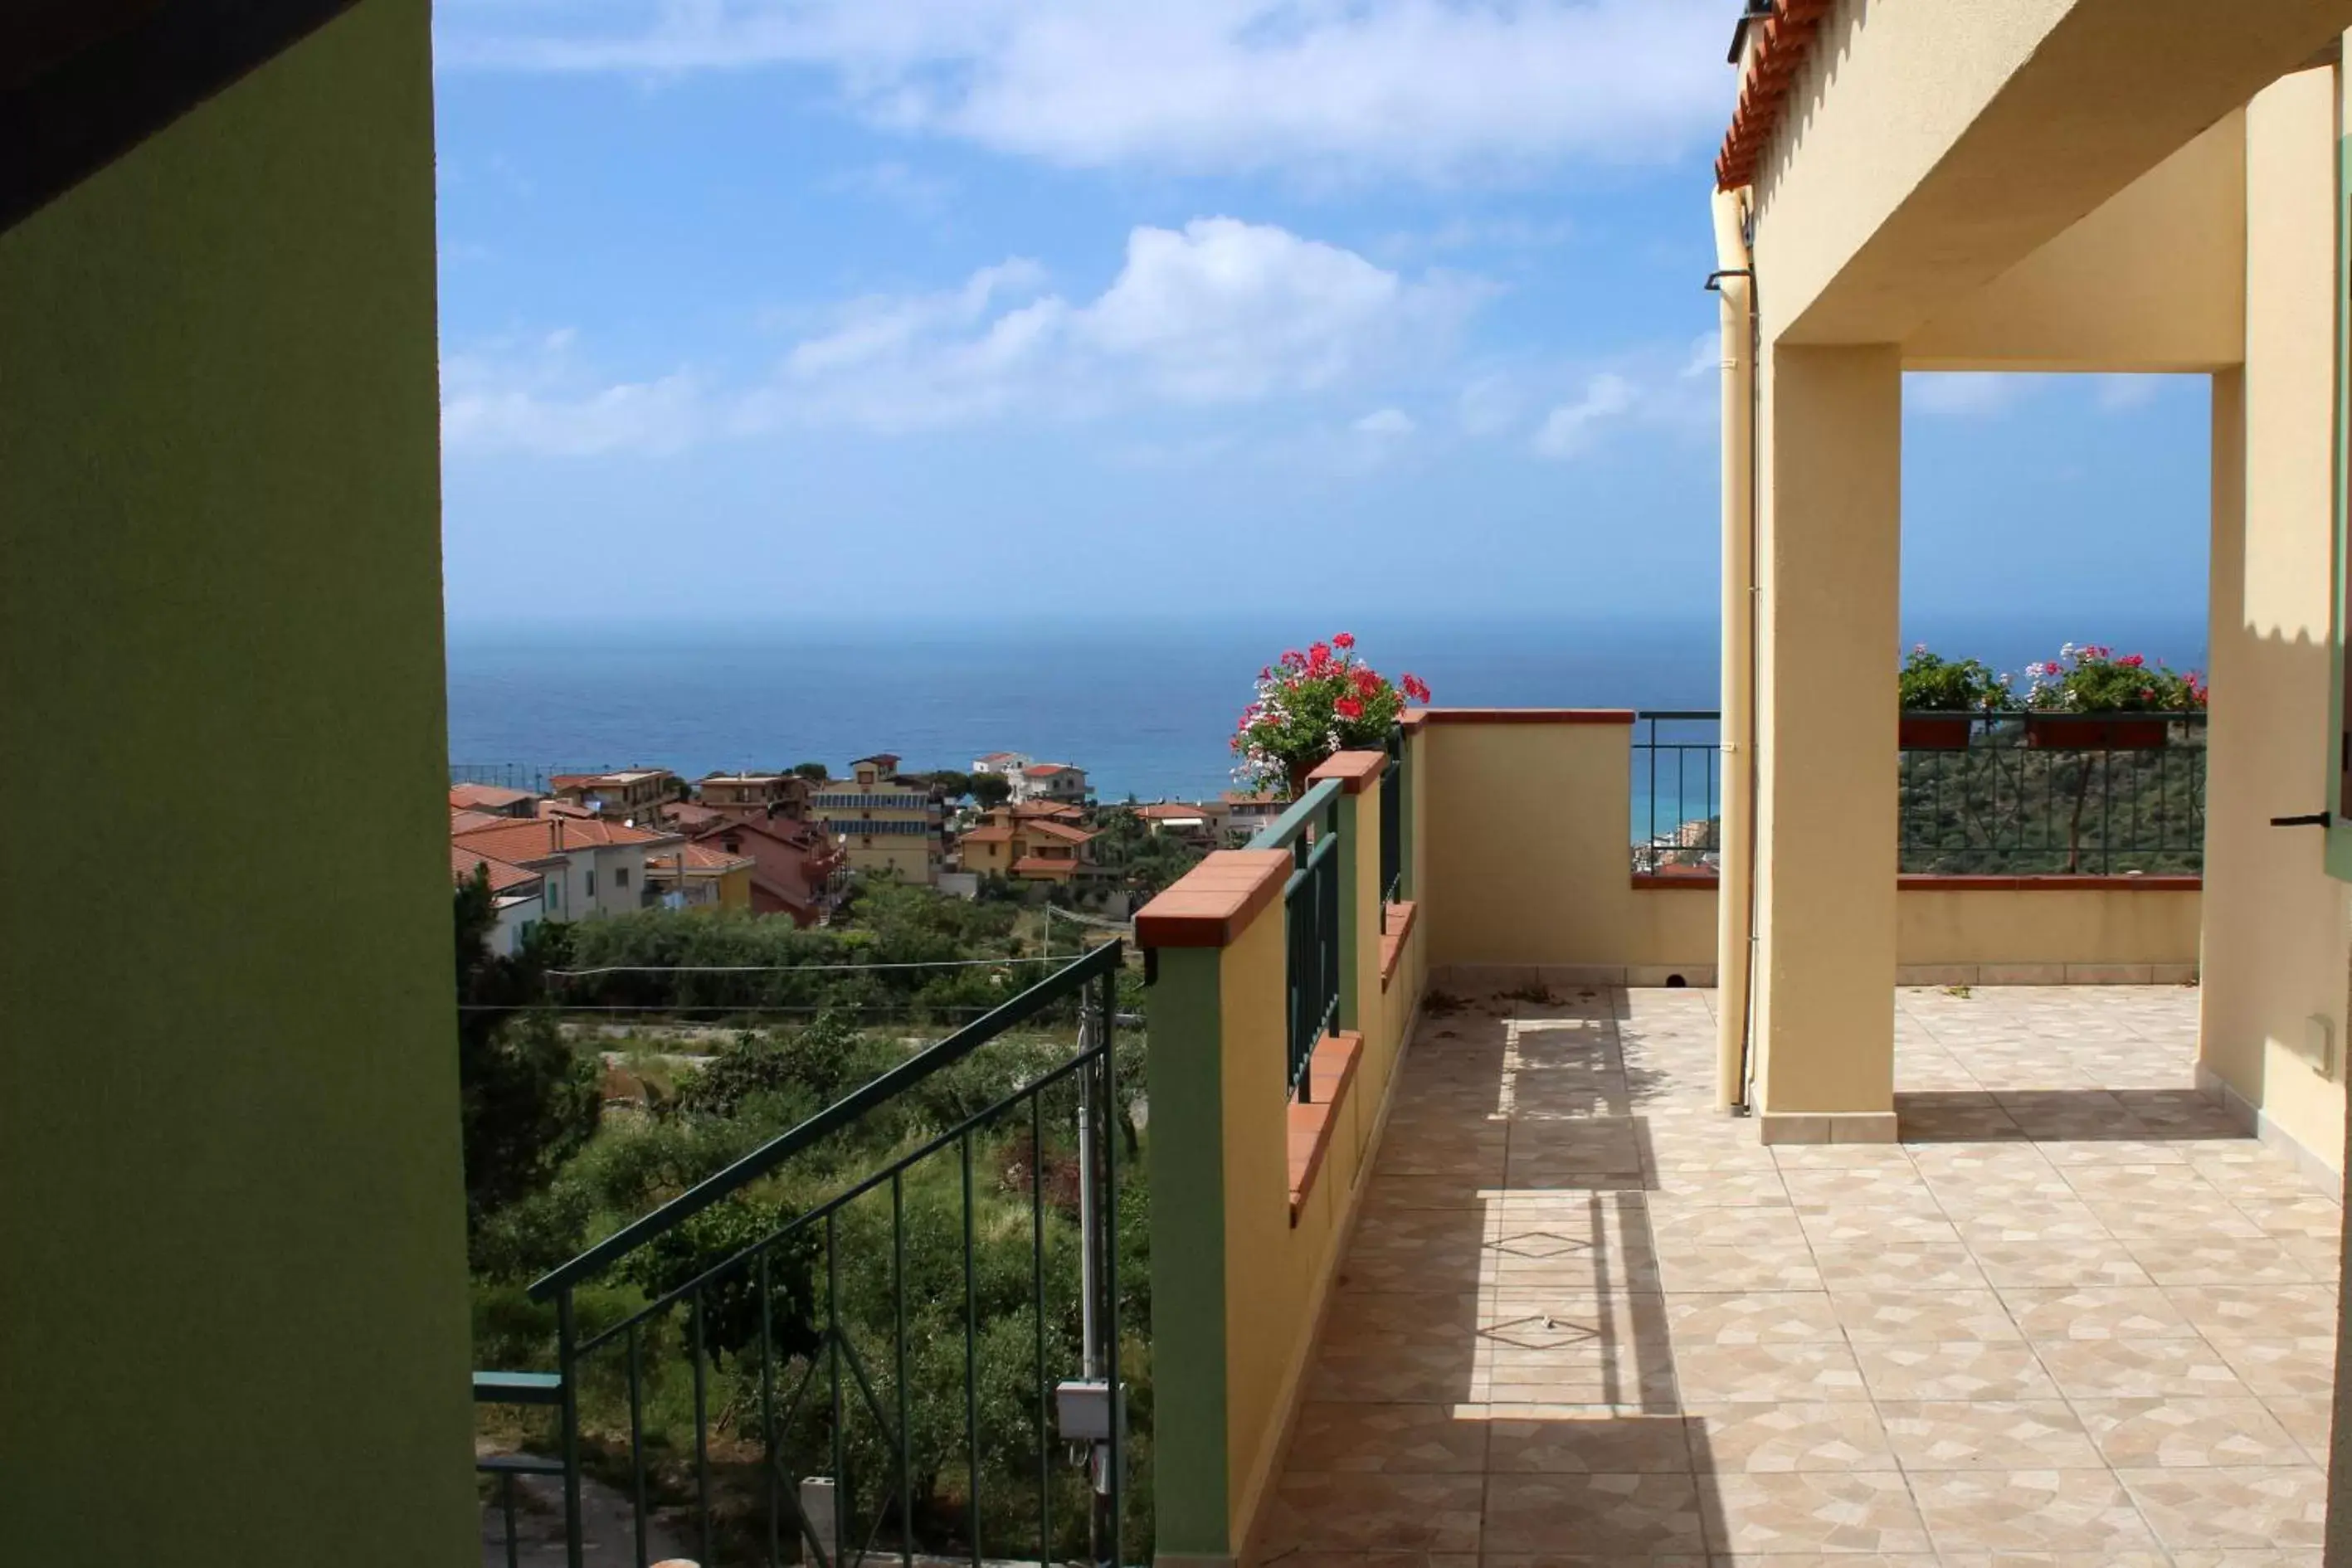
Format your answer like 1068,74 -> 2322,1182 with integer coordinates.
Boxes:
1897,886 -> 2203,981
1750,345 -> 1903,1124
1419,718 -> 1657,971
1212,898 -> 1298,1554
2198,66 -> 2352,1179
1203,853 -> 1425,1561
1903,113 -> 2247,373
1755,0 -> 2350,345
1416,718 -> 2203,982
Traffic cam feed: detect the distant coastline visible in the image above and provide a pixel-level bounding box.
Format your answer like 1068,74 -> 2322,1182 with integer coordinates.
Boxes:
446,611 -> 2210,805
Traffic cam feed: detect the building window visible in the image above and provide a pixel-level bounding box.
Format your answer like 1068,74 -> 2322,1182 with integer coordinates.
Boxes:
586,869 -> 597,897
616,867 -> 630,889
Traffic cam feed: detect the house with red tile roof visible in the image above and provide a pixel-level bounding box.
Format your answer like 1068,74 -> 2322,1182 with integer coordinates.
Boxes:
449,782 -> 538,818
451,843 -> 553,956
696,772 -> 812,821
1221,791 -> 1285,841
641,840 -> 757,911
1135,801 -> 1225,847
1009,760 -> 1088,805
452,814 -> 680,922
958,813 -> 1098,884
548,768 -> 685,824
685,814 -> 842,925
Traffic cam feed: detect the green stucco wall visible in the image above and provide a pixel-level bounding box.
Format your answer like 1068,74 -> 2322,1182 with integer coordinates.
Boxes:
0,4 -> 475,1562
1144,947 -> 1232,1560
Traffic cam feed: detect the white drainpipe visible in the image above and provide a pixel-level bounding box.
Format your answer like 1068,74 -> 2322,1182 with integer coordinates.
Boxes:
1710,184 -> 1759,1113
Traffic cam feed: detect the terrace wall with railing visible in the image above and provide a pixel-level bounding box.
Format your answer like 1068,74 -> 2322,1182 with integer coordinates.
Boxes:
1133,743 -> 1426,1566
1417,709 -> 2202,986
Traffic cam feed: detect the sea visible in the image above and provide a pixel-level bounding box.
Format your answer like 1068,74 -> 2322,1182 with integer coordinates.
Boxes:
447,611 -> 2210,829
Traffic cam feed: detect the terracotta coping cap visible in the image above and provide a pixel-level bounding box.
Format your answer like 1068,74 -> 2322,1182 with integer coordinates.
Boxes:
1414,708 -> 1636,726
1135,850 -> 1291,948
1307,749 -> 1389,792
1630,873 -> 2202,894
1898,874 -> 2203,893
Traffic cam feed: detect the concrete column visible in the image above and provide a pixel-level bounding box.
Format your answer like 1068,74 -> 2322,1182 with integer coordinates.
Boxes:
1750,343 -> 1903,1143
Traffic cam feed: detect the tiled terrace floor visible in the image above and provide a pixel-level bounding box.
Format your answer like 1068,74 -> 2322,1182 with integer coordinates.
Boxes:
1256,984 -> 2344,1566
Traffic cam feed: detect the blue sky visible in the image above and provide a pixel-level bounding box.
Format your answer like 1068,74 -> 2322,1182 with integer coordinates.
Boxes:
430,1 -> 2213,639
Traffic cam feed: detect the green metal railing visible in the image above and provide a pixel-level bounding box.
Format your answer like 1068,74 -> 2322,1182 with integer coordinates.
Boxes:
1899,711 -> 2207,874
1249,779 -> 1343,1102
1632,711 -> 1723,874
1378,728 -> 1404,919
475,941 -> 1134,1568
1627,711 -> 2208,875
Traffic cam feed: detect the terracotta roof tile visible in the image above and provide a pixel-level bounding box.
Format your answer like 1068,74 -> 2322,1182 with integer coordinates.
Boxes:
1716,0 -> 1833,191
452,845 -> 541,895
453,816 -> 675,864
450,782 -> 536,811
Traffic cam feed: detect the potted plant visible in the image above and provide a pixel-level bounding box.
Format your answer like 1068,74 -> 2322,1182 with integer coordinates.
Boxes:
1232,634 -> 1430,797
1897,644 -> 2014,750
2022,642 -> 2208,749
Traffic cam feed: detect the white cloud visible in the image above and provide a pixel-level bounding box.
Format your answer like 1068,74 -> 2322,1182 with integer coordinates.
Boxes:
1454,373 -> 1524,439
2093,374 -> 2165,412
826,159 -> 955,222
1906,373 -> 2033,418
436,1 -> 1734,182
1355,407 -> 1415,437
441,330 -> 709,455
1908,372 -> 2187,420
443,218 -> 1478,451
1680,334 -> 1719,380
1531,373 -> 1637,459
1376,215 -> 1576,261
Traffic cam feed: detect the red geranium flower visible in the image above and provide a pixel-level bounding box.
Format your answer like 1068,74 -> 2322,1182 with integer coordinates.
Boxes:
1332,631 -> 1356,650
1335,696 -> 1364,719
1352,668 -> 1382,696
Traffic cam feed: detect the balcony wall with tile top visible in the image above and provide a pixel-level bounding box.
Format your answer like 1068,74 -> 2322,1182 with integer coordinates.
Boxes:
1136,745 -> 1427,1566
1413,709 -> 2203,988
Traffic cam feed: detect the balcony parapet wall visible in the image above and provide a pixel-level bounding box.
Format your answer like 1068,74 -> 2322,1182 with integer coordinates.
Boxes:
1415,711 -> 2201,987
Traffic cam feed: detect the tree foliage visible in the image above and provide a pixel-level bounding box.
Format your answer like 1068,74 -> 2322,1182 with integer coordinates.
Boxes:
455,869 -> 601,1233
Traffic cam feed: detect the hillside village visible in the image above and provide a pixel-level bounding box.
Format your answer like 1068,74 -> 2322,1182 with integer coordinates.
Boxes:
450,751 -> 1284,952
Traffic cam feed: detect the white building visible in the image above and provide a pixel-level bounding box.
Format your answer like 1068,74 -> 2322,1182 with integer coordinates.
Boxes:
451,815 -> 682,923
1011,762 -> 1088,804
452,845 -> 546,957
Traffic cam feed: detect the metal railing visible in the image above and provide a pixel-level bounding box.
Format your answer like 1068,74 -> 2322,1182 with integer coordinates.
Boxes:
476,940 -> 1134,1568
1249,780 -> 1343,1102
452,762 -> 624,795
1632,711 -> 1723,875
1628,711 -> 2208,875
1899,710 -> 2206,874
1378,727 -> 1404,916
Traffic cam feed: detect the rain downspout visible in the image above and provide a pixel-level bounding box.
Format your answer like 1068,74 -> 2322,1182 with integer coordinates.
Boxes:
1707,186 -> 1759,1115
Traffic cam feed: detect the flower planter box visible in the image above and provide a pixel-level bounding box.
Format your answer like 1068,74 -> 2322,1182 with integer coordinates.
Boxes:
2024,713 -> 2170,751
1898,714 -> 1975,751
